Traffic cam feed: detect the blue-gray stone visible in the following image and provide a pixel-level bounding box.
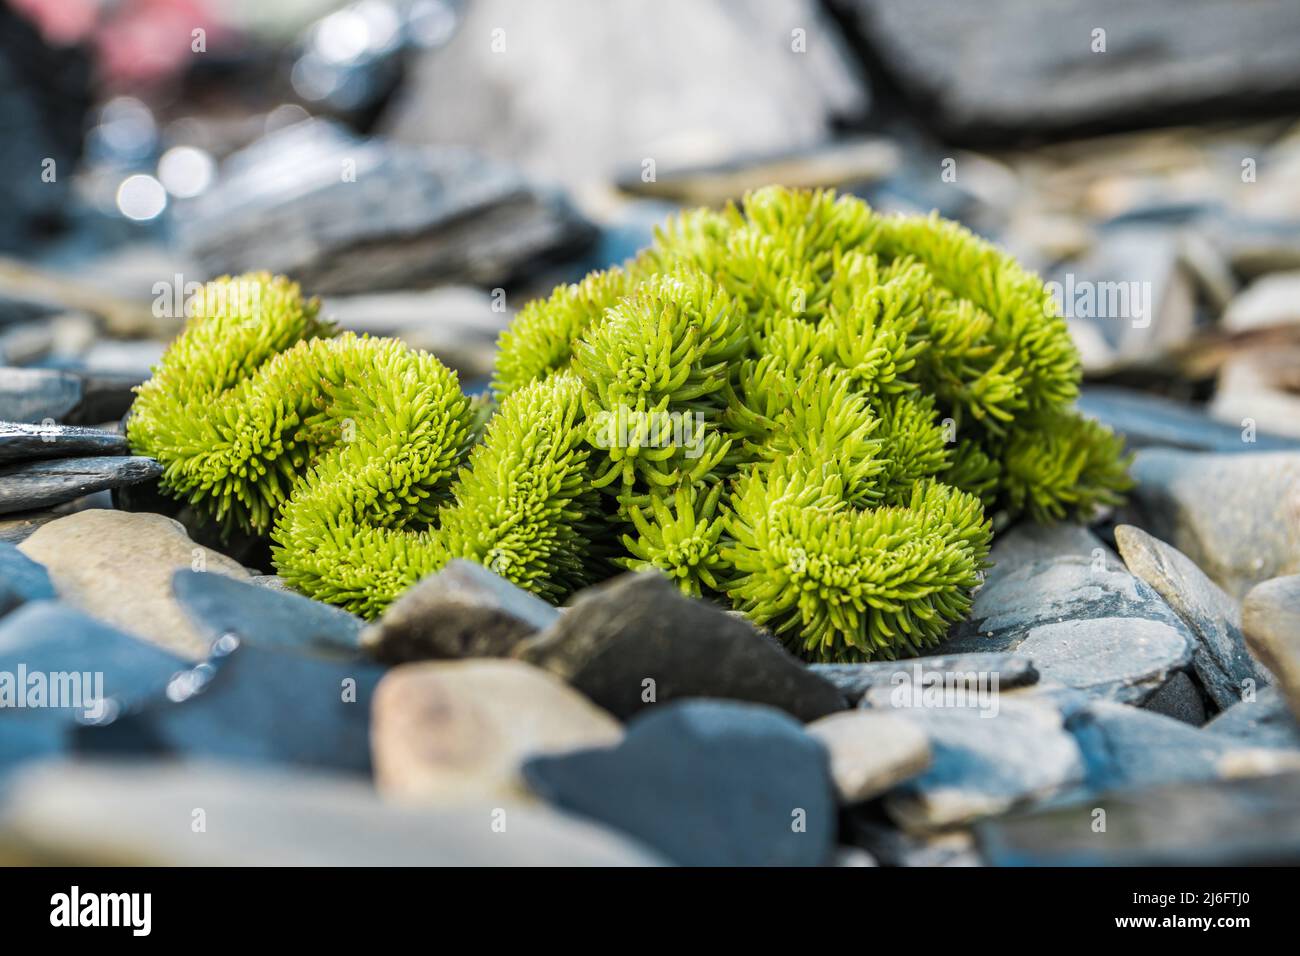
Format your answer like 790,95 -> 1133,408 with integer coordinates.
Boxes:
1204,686 -> 1300,750
0,422 -> 128,464
0,541 -> 55,616
0,455 -> 162,514
76,639 -> 385,775
172,569 -> 363,660
1064,700 -> 1292,793
938,525 -> 1196,705
976,772 -> 1300,866
522,700 -> 836,866
811,652 -> 1038,707
0,601 -> 185,719
877,697 -> 1085,830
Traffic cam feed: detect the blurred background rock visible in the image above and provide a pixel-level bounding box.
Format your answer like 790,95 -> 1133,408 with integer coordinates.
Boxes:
1,0 -> 1300,428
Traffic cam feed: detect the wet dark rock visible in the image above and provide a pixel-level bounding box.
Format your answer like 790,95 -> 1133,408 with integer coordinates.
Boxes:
361,559 -> 558,664
523,700 -> 837,866
0,601 -> 185,719
173,569 -> 364,660
0,456 -> 161,514
1128,450 -> 1300,598
1115,524 -> 1264,710
178,120 -> 594,295
515,571 -> 845,722
977,772 -> 1300,866
0,540 -> 54,616
77,640 -> 385,776
1078,386 -> 1300,453
811,652 -> 1037,706
1205,686 -> 1300,750
63,372 -> 145,427
1141,671 -> 1206,726
877,697 -> 1085,831
845,817 -> 981,867
1242,574 -> 1300,718
0,368 -> 82,424
0,421 -> 127,464
828,0 -> 1300,142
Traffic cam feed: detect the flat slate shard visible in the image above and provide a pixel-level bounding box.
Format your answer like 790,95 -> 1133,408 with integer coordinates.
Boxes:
515,571 -> 845,723
0,455 -> 161,514
0,601 -> 185,719
828,0 -> 1300,142
0,540 -> 55,616
1205,686 -> 1300,750
0,421 -> 127,464
1064,700 -> 1296,793
0,368 -> 82,424
76,640 -> 385,776
938,525 -> 1196,705
177,120 -> 595,295
172,569 -> 364,660
523,700 -> 837,866
1127,449 -> 1300,599
1115,524 -> 1265,710
813,653 -> 1038,706
0,759 -> 665,866
976,772 -> 1300,866
878,697 -> 1085,832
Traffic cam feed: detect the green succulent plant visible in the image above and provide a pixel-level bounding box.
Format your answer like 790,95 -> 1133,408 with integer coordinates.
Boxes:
129,187 -> 1130,661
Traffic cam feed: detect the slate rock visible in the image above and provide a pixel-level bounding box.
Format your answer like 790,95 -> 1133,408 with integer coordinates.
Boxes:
383,0 -> 867,188
371,660 -> 621,803
1116,524 -> 1264,710
828,0 -> 1300,142
0,508 -> 61,545
1064,700 -> 1298,793
0,421 -> 127,464
811,653 -> 1037,706
361,559 -> 558,664
977,772 -> 1300,866
1205,686 -> 1300,750
878,697 -> 1085,831
179,120 -> 594,294
1049,227 -> 1194,372
0,368 -> 81,424
0,601 -> 185,721
1078,385 -> 1300,453
19,510 -> 252,660
516,571 -> 844,722
806,710 -> 931,804
1127,449 -> 1300,598
0,455 -> 161,514
0,759 -> 664,866
0,540 -> 54,616
939,527 -> 1196,704
845,817 -> 982,867
1223,269 -> 1300,332
1140,671 -> 1207,727
1242,574 -> 1300,718
77,640 -> 385,776
0,711 -> 67,779
524,700 -> 836,866
173,569 -> 363,660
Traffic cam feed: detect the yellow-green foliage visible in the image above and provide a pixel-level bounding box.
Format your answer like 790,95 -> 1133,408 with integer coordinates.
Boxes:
129,188 -> 1130,661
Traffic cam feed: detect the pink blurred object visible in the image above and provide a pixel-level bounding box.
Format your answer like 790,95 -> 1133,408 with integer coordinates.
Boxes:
10,0 -> 236,87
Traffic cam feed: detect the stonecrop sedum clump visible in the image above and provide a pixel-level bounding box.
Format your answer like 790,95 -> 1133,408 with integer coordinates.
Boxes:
129,187 -> 1130,662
